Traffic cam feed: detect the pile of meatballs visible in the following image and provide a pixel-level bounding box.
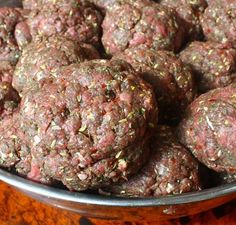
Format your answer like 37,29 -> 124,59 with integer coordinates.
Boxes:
0,0 -> 235,198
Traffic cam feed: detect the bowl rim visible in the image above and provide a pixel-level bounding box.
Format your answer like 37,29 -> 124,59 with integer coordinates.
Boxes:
0,169 -> 236,207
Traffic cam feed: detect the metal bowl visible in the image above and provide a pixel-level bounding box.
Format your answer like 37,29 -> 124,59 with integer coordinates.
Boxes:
0,0 -> 236,221
0,169 -> 236,221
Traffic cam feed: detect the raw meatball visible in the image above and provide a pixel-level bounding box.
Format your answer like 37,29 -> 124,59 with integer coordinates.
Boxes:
102,2 -> 185,55
201,0 -> 236,46
102,126 -> 201,197
114,46 -> 195,123
14,20 -> 32,50
178,84 -> 236,173
19,59 -> 158,191
0,112 -> 52,184
22,0 -> 40,9
0,114 -> 29,169
13,8 -> 31,49
88,0 -> 151,14
0,7 -> 23,64
204,0 -> 215,5
180,41 -> 236,93
88,0 -> 120,12
12,36 -> 100,93
205,0 -> 229,5
24,1 -> 103,47
159,0 -> 207,40
219,173 -> 236,184
22,0 -> 85,9
0,82 -> 20,120
0,61 -> 14,84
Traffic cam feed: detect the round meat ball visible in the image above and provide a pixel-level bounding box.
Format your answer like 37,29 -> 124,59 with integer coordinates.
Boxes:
0,114 -> 29,172
0,114 -> 28,169
19,59 -> 158,191
13,9 -> 32,49
180,41 -> 236,93
201,1 -> 236,46
178,84 -> 236,173
101,126 -> 201,197
0,7 -> 23,65
22,0 -> 48,10
88,0 -> 120,12
22,0 -> 84,9
13,36 -> 100,93
15,21 -> 32,50
0,61 -> 14,84
0,82 -> 20,120
24,1 -> 103,47
102,2 -> 185,55
114,46 -> 195,123
218,172 -> 236,184
205,0 -> 230,5
88,0 -> 152,14
204,0 -> 215,5
0,112 -> 52,184
159,0 -> 207,14
159,0 -> 207,40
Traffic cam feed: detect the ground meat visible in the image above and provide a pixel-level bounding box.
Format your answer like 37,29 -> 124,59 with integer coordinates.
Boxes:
22,0 -> 87,9
18,59 -> 158,191
114,46 -> 195,123
0,112 -> 52,184
0,82 -> 20,119
159,0 -> 207,40
88,0 -> 120,13
0,113 -> 28,169
204,0 -> 214,5
180,41 -> 236,93
0,7 -> 23,65
12,36 -> 100,93
13,8 -> 31,49
88,0 -> 152,14
102,2 -> 185,55
23,1 -> 103,47
14,20 -> 32,50
200,1 -> 236,46
218,172 -> 236,184
22,0 -> 43,9
101,125 -> 201,197
0,61 -> 14,84
205,0 -> 228,5
178,84 -> 236,173
80,43 -> 101,60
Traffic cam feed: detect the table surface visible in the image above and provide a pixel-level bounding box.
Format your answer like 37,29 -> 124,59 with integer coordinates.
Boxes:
0,181 -> 235,225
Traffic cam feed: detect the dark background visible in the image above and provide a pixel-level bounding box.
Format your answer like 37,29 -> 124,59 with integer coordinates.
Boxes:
0,0 -> 22,7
